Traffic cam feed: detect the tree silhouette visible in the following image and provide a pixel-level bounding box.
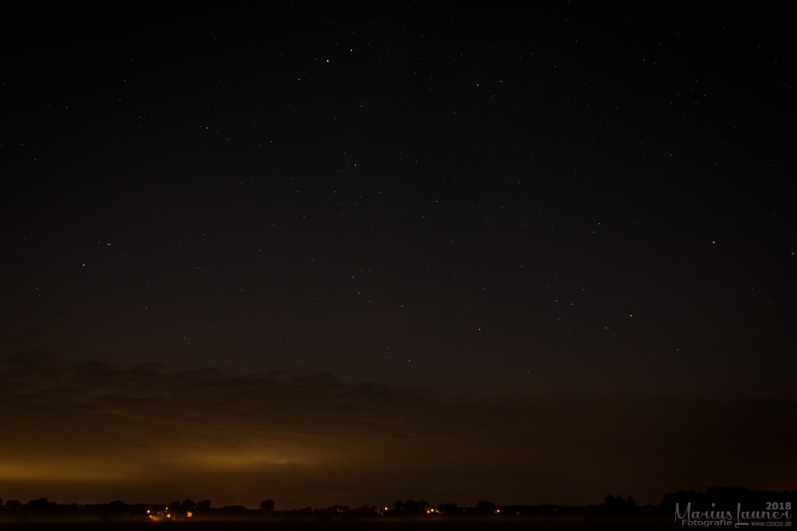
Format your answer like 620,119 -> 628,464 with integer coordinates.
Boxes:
476,501 -> 497,514
107,500 -> 127,513
27,498 -> 55,511
603,494 -> 637,513
260,500 -> 275,512
438,502 -> 459,515
397,499 -> 429,514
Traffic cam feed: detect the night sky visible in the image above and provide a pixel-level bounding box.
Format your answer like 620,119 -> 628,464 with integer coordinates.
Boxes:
1,1 -> 795,508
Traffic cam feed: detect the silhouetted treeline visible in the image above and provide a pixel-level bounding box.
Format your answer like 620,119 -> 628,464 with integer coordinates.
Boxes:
1,488 -> 794,519
0,498 -> 152,518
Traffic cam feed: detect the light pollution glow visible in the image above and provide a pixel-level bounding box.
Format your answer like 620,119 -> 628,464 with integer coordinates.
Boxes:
1,351 -> 795,508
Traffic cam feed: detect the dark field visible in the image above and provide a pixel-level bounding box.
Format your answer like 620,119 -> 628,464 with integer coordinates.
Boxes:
0,515 -> 679,531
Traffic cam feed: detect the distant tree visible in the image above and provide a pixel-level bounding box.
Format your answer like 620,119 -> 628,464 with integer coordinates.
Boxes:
5,500 -> 21,509
476,501 -> 497,514
393,500 -> 404,512
196,500 -> 212,510
352,505 -> 379,517
404,500 -> 419,514
27,498 -> 55,511
107,500 -> 127,513
260,500 -> 275,512
182,499 -> 196,511
438,503 -> 459,515
603,494 -> 637,513
27,498 -> 48,506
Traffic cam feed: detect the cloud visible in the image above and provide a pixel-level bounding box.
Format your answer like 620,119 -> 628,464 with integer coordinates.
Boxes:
1,351 -> 795,508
